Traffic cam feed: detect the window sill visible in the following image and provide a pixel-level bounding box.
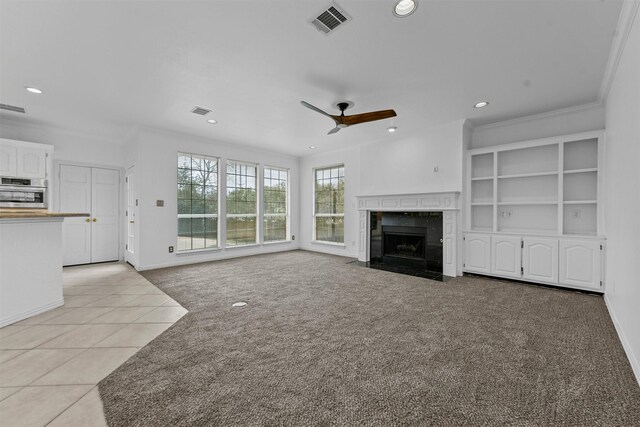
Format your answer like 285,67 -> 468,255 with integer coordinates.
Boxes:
263,240 -> 293,246
225,243 -> 260,249
311,240 -> 346,248
177,247 -> 221,255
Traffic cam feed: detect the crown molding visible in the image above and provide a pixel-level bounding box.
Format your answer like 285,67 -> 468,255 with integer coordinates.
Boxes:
599,0 -> 640,103
472,101 -> 603,132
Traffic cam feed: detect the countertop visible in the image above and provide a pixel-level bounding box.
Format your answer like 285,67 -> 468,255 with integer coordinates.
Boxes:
0,210 -> 90,219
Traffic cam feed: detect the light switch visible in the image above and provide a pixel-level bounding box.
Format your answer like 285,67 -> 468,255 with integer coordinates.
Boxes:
156,200 -> 164,207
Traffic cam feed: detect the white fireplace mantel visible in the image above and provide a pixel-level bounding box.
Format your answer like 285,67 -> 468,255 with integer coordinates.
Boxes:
355,192 -> 460,277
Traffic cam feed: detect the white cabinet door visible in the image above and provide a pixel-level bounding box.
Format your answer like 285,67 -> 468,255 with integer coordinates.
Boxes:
559,239 -> 602,290
464,234 -> 491,274
0,145 -> 17,176
60,165 -> 92,266
491,235 -> 522,278
91,168 -> 120,263
16,148 -> 46,178
523,237 -> 558,284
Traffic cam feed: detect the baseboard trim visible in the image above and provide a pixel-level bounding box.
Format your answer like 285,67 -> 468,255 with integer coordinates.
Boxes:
137,244 -> 299,271
604,293 -> 640,386
0,299 -> 64,328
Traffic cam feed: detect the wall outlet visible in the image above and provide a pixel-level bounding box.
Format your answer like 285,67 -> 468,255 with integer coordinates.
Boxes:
168,246 -> 174,253
292,235 -> 295,240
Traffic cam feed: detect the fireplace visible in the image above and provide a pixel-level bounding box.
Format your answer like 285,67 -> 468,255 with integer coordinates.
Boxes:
370,211 -> 443,273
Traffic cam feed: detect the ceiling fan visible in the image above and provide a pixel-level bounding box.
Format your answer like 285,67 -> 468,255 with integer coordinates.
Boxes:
300,100 -> 397,135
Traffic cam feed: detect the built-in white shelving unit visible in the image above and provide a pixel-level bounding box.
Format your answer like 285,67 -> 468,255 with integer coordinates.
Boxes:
464,130 -> 605,292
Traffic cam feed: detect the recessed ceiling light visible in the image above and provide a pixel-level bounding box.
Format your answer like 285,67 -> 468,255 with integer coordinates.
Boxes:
25,86 -> 42,94
207,119 -> 217,124
309,146 -> 316,149
474,101 -> 489,108
232,302 -> 247,307
387,126 -> 397,133
394,0 -> 417,17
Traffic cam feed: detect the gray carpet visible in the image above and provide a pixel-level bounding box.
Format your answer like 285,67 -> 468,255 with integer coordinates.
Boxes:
99,250 -> 640,426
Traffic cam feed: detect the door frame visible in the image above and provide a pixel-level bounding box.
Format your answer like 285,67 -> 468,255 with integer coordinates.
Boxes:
124,164 -> 139,269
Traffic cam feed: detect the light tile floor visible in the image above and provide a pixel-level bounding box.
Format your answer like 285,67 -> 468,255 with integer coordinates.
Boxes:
0,262 -> 187,426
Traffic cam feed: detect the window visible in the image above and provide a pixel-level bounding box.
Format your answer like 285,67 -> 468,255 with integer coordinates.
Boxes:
177,153 -> 218,251
264,167 -> 288,242
314,165 -> 345,243
226,160 -> 257,246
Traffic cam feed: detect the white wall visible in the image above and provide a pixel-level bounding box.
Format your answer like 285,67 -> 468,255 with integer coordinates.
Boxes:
0,118 -> 125,168
300,120 -> 466,259
134,128 -> 300,270
603,7 -> 640,383
471,104 -> 605,149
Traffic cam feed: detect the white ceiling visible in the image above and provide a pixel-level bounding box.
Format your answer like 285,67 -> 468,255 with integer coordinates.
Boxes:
0,0 -> 623,156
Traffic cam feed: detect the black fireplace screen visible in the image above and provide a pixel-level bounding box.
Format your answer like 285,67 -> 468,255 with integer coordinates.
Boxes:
370,211 -> 443,273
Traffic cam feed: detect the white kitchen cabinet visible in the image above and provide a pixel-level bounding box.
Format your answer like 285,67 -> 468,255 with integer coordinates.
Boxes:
0,139 -> 51,179
491,235 -> 522,279
0,145 -> 17,176
17,147 -> 47,178
559,239 -> 602,290
60,164 -> 120,266
464,233 -> 491,274
523,237 -> 558,284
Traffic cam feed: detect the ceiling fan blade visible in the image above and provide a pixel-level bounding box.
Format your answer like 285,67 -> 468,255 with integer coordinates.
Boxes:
327,126 -> 341,135
342,109 -> 397,126
300,101 -> 334,119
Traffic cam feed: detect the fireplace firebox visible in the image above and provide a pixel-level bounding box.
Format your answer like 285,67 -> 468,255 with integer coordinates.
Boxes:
370,211 -> 443,273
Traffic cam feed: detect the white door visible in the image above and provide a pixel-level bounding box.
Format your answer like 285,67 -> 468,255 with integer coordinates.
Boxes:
523,237 -> 558,284
464,233 -> 491,274
0,145 -> 17,176
559,239 -> 602,290
491,235 -> 522,278
17,148 -> 46,178
125,166 -> 137,266
60,165 -> 92,265
91,168 -> 120,263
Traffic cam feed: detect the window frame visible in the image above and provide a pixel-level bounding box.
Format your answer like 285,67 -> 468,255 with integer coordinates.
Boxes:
263,165 -> 290,243
312,164 -> 345,246
225,159 -> 259,247
177,152 -> 220,253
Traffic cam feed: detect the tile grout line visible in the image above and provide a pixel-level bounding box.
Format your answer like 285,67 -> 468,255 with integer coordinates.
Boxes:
43,385 -> 99,427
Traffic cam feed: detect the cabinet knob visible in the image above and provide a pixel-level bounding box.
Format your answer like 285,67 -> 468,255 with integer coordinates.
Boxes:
85,218 -> 90,223
129,220 -> 135,224
92,218 -> 97,222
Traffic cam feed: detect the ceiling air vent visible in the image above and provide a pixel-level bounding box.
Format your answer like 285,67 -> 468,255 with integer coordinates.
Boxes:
191,106 -> 211,116
0,103 -> 26,114
310,2 -> 351,35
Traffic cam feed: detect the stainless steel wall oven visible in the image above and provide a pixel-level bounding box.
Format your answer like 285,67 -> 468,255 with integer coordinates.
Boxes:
0,177 -> 48,208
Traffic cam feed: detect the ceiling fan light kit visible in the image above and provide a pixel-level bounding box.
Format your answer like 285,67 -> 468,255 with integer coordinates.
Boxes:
300,100 -> 397,135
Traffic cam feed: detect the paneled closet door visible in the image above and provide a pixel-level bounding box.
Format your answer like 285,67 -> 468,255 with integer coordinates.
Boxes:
91,168 -> 120,263
60,165 -> 92,265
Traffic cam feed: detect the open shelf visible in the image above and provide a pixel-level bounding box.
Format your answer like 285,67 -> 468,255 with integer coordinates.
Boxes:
498,171 -> 558,179
564,168 -> 597,175
498,174 -> 558,204
497,204 -> 558,234
564,138 -> 597,171
471,179 -> 493,204
498,144 -> 558,176
563,203 -> 596,235
467,131 -> 601,238
471,153 -> 494,179
498,201 -> 558,205
564,171 -> 597,202
564,200 -> 596,205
